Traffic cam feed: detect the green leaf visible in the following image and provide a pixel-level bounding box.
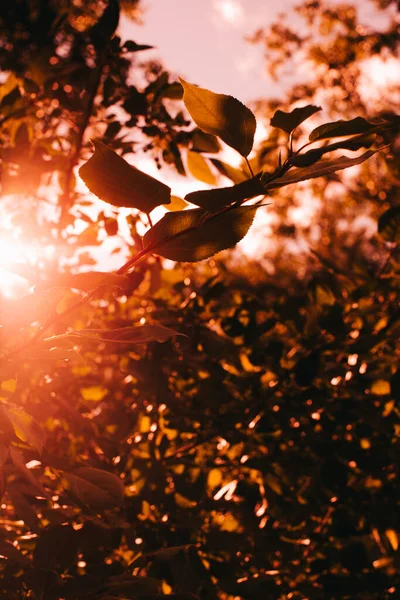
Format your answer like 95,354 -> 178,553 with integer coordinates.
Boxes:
210,158 -> 247,183
63,467 -> 124,509
185,176 -> 264,212
179,78 -> 256,157
187,151 -> 217,185
378,206 -> 400,242
36,271 -> 128,292
143,205 -> 259,262
309,117 -> 379,142
79,140 -> 171,212
263,150 -> 377,190
270,105 -> 321,133
5,407 -> 45,453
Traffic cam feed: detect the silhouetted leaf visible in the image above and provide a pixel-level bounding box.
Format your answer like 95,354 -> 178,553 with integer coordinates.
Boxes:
79,141 -> 170,212
309,117 -> 379,142
210,158 -> 247,183
378,206 -> 400,242
186,176 -> 264,212
187,151 -> 217,185
271,105 -> 321,133
290,134 -> 376,167
122,41 -> 153,52
180,78 -> 256,157
8,490 -> 39,531
63,467 -> 124,509
34,525 -> 79,569
263,150 -> 377,190
143,205 -> 259,261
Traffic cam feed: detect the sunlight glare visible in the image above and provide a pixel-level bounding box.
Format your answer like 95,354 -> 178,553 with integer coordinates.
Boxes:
214,0 -> 244,26
0,236 -> 36,297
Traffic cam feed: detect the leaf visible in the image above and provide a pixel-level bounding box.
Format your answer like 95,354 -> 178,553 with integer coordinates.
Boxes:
8,490 -> 39,531
45,324 -> 183,345
123,41 -> 153,52
263,150 -> 377,190
107,576 -> 162,595
9,447 -> 47,496
270,105 -> 321,133
191,128 -> 220,153
309,117 -> 379,142
33,525 -> 79,569
164,196 -> 189,211
378,206 -> 400,242
187,151 -> 217,185
185,176 -> 265,212
0,539 -> 28,564
79,141 -> 171,212
289,134 -> 376,167
370,380 -> 391,395
180,78 -> 256,157
36,271 -> 128,292
210,158 -> 247,183
81,386 -> 108,402
63,467 -> 124,509
5,407 -> 45,453
143,205 -> 259,262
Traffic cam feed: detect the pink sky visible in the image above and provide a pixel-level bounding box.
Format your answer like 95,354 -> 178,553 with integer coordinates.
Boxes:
120,0 -> 395,102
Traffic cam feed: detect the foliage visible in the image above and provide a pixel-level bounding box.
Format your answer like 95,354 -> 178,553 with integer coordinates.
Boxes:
0,1 -> 400,599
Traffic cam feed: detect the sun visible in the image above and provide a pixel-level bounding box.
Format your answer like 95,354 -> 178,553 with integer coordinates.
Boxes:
0,235 -> 35,297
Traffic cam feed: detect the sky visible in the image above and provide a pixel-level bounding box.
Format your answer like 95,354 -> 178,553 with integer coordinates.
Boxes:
119,0 -> 396,102
119,0 -> 300,101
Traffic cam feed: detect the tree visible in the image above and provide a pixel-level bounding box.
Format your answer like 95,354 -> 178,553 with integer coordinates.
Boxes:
0,1 -> 399,599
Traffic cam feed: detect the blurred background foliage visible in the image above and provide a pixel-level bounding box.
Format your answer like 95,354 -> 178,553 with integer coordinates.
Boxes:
0,0 -> 399,598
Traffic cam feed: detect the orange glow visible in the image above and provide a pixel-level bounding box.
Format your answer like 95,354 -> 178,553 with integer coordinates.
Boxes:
0,235 -> 35,297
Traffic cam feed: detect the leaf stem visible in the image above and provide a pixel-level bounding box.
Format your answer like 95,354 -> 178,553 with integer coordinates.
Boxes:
245,157 -> 255,178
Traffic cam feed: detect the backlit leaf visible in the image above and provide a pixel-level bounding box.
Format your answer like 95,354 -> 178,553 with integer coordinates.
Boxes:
79,140 -> 171,212
187,151 -> 217,185
46,324 -> 182,345
271,105 -> 321,133
370,380 -> 391,395
5,407 -> 45,453
164,195 -> 189,211
180,78 -> 256,157
143,205 -> 259,262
